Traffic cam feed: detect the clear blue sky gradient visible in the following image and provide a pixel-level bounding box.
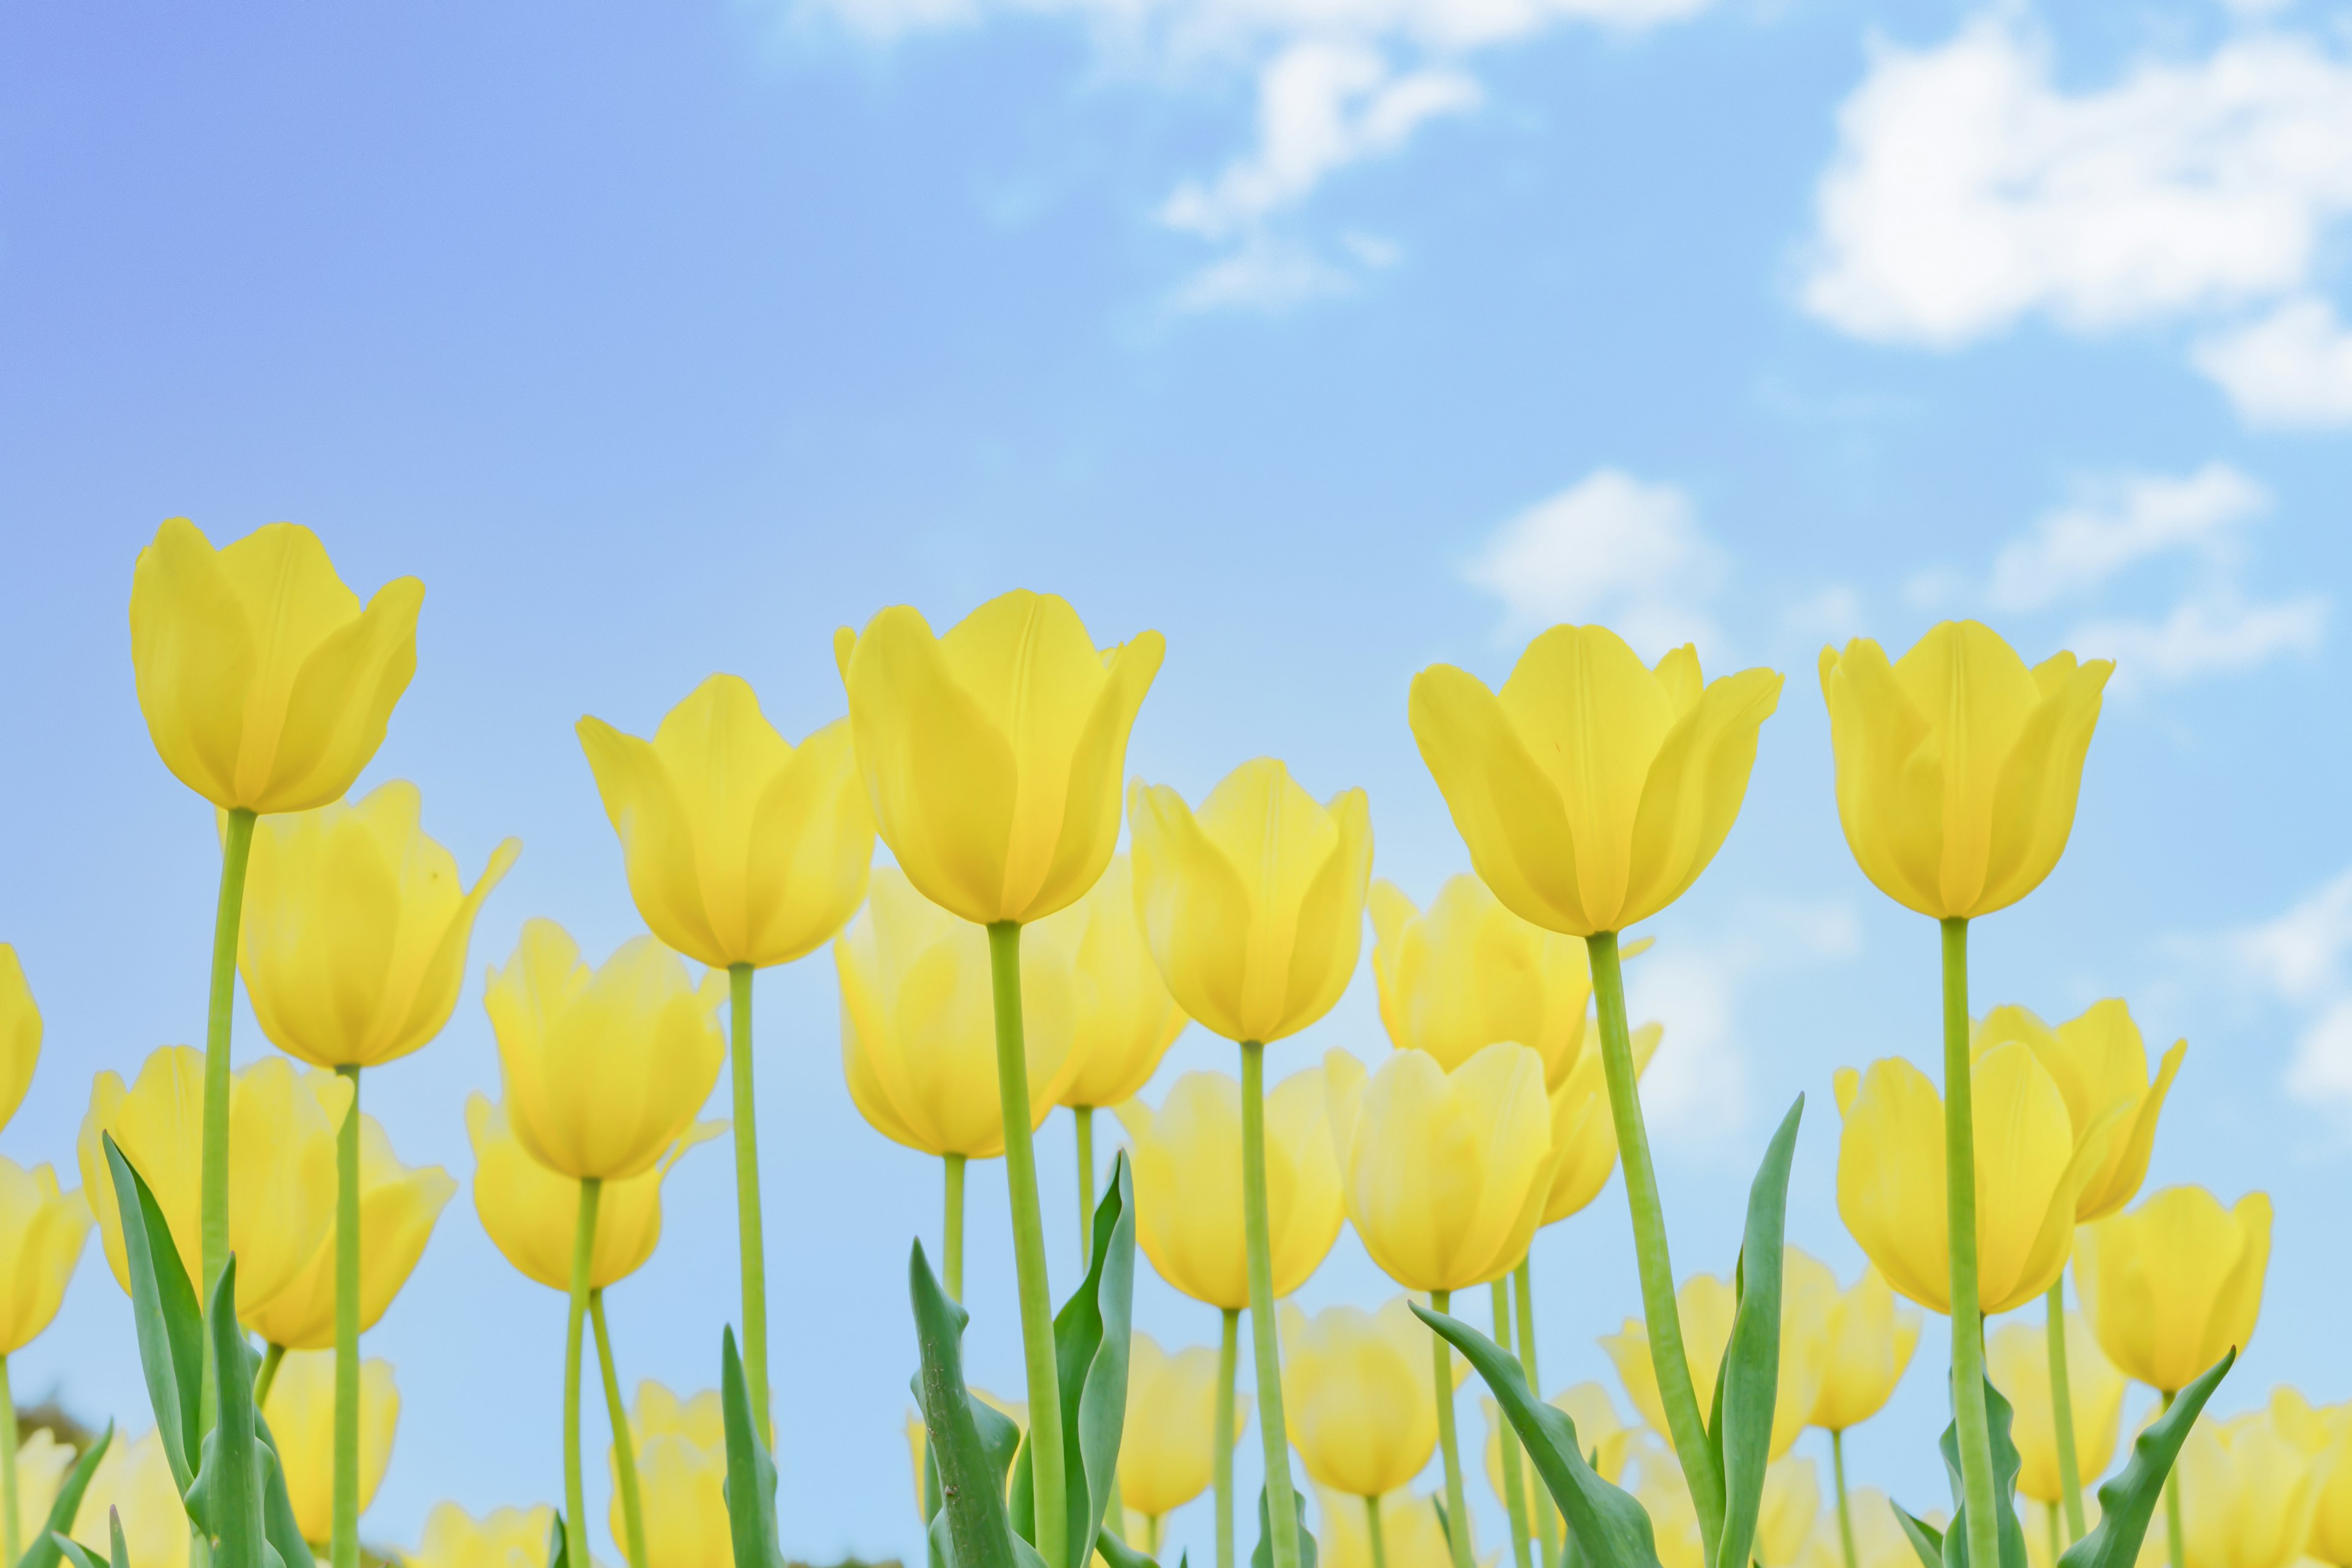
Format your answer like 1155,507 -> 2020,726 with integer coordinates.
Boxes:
4,0 -> 2350,1561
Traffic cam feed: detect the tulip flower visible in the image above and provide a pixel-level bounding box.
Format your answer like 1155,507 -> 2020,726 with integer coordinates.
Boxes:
1602,1267 -> 1829,1465
0,948 -> 37,1138
2078,1186 -> 2271,1396
1986,1311 -> 2124,1510
10,1430 -> 72,1567
262,1350 -> 398,1547
1120,1335 -> 1236,1536
467,1094 -> 718,1292
73,1430 -> 191,1568
1315,1487 -> 1467,1568
405,1504 -> 557,1568
1285,1297 -> 1461,1501
2272,1388 -> 2352,1567
1783,1252 -> 1917,1567
1637,1458 -> 1710,1568
609,1384 -> 728,1568
0,1158 -> 90,1564
2167,1408 -> 2319,1568
243,1114 -> 454,1351
1367,876 -> 1605,1083
1754,1458 -> 1819,1568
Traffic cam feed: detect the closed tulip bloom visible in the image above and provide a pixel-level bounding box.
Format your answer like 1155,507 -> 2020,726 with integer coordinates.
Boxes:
1833,1049 -> 2115,1316
1601,1269 -> 1828,1461
1791,1256 -> 1920,1433
1037,857 -> 1186,1109
467,1094 -> 718,1292
2171,1409 -> 2319,1568
1284,1297 -> 1460,1498
2076,1185 -> 2272,1393
1368,876 -> 1603,1081
1120,1334 -> 1235,1518
1128,760 -> 1373,1047
613,1384 -> 728,1568
80,1049 -> 352,1318
129,519 -> 424,815
1115,1067 -> 1344,1310
1409,627 -> 1783,938
1540,1022 -> 1660,1226
578,676 -> 872,971
74,1430 -> 192,1568
486,920 -> 726,1182
239,782 -> 519,1070
244,1114 -> 455,1350
0,947 -> 37,1136
839,867 -> 1079,1158
1818,623 -> 2111,921
0,1158 -> 91,1354
835,591 -> 1164,927
407,1504 -> 557,1568
263,1350 -> 398,1545
1315,1488 -> 1466,1568
1972,1001 -> 2184,1223
1986,1311 -> 2123,1505
1327,1044 -> 1551,1294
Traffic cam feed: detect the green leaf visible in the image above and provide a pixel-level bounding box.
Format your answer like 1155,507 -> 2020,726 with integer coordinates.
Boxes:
720,1327 -> 786,1568
45,1538 -> 99,1568
1249,1486 -> 1316,1568
545,1510 -> 568,1568
1890,1505 -> 1943,1568
1049,1152 -> 1138,1568
2057,1349 -> 2234,1568
184,1259 -> 272,1568
1712,1096 -> 1804,1568
911,1241 -> 1020,1568
1411,1304 -> 1664,1568
99,1134 -> 202,1493
251,1408 -> 315,1568
14,1422 -> 113,1568
1095,1527 -> 1163,1568
108,1509 -> 129,1568
1932,1376 -> 2027,1568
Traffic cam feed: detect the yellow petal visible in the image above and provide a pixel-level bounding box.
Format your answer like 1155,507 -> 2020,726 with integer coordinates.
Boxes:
1618,666 -> 1784,929
0,946 -> 41,1136
1408,663 -> 1592,936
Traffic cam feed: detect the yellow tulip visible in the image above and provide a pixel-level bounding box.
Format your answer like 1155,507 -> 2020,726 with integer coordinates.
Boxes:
1315,1487 -> 1466,1568
1128,759 -> 1373,1047
839,866 -> 1078,1159
129,519 -> 424,815
12,1429 -> 74,1550
2272,1388 -> 2352,1565
1790,1256 -> 1920,1434
578,675 -> 873,971
1036,857 -> 1186,1109
834,590 -> 1164,927
611,1384 -> 728,1568
0,946 -> 38,1136
467,1093 -> 718,1291
1540,1022 -> 1660,1226
1284,1297 -> 1460,1498
1326,1045 -> 1552,1294
1119,1333 -> 1237,1518
0,1158 -> 91,1354
486,920 -> 726,1182
1986,1310 -> 2124,1505
1833,1049 -> 2116,1316
1408,627 -> 1783,938
72,1430 -> 189,1568
1793,1487 -> 1939,1568
1483,1384 -> 1637,1540
1972,1001 -> 2184,1223
2171,1408 -> 2320,1568
1600,1267 -> 1828,1462
2077,1185 -> 2271,1393
80,1049 -> 352,1319
239,781 -> 519,1070
244,1114 -> 454,1350
263,1349 -> 398,1545
1636,1458 -> 1709,1568
1755,1457 -> 1819,1567
406,1503 -> 557,1568
1115,1066 -> 1344,1310
1817,622 -> 2111,921
1367,876 -> 1598,1081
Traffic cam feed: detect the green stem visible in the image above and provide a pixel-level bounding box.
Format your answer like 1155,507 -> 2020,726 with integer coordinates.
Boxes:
333,1064 -> 361,1568
1216,1308 -> 1238,1568
1365,1495 -> 1389,1568
1148,1516 -> 1163,1562
2046,1278 -> 2086,1543
1512,1261 -> 1556,1568
1239,1041 -> 1300,1568
199,805 -> 257,1435
2046,1502 -> 2062,1568
729,963 -> 771,1442
592,1291 -> 648,1568
944,1155 -> 967,1302
1491,1280 -> 1532,1568
1430,1289 -> 1473,1568
2162,1390 -> 2184,1568
1588,930 -> 1722,1555
1940,918 -> 2000,1568
254,1343 -> 286,1409
1831,1429 -> 1857,1568
987,922 -> 1066,1568
1076,1106 -> 1096,1249
564,1178 -> 604,1568
1,1353 -> 18,1568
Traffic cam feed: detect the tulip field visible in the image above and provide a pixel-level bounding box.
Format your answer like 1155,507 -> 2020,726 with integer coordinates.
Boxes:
0,518 -> 2324,1568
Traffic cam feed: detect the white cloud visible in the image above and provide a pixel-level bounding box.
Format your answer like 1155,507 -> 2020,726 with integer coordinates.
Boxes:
2223,870 -> 2352,1115
1988,462 -> 2268,613
1168,233 -> 1354,311
2194,296 -> 2352,429
1461,469 -> 1727,654
2070,587 -> 2326,689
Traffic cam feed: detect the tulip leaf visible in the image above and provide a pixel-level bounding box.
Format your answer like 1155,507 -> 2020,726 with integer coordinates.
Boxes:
183,1258 -> 276,1568
720,1327 -> 788,1568
1412,1304 -> 1664,1568
50,1511 -> 129,1568
13,1422 -> 113,1568
251,1408 -> 315,1568
1889,1505 -> 1943,1568
1712,1096 -> 1804,1568
2056,1349 -> 2234,1568
99,1134 -> 202,1493
45,1540 -> 98,1568
1094,1529 -> 1169,1568
108,1510 -> 130,1568
1927,1376 -> 2026,1568
1050,1152 -> 1138,1568
911,1240 -> 1022,1568
1250,1485 -> 1316,1568
544,1510 -> 568,1568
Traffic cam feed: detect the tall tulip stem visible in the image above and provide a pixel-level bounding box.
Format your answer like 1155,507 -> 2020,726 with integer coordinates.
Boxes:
1239,1040 -> 1301,1568
564,1177 -> 604,1568
1490,1280 -> 1533,1568
1428,1289 -> 1474,1568
199,804 -> 257,1433
333,1064 -> 362,1568
1512,1261 -> 1556,1568
591,1290 -> 648,1568
2160,1389 -> 2184,1568
1940,917 -> 2001,1568
987,922 -> 1068,1568
1364,1495 -> 1388,1568
1588,930 -> 1723,1555
728,962 -> 771,1442
1074,1107 -> 1096,1251
1,1352 -> 18,1568
943,1154 -> 967,1301
1216,1308 -> 1239,1568
1830,1430 -> 1857,1568
2046,1279 -> 2086,1542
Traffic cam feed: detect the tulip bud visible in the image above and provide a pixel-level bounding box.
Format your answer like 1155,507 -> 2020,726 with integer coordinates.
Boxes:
1972,1001 -> 2184,1223
240,781 -> 518,1070
0,1157 -> 91,1355
1036,857 -> 1187,1110
612,1383 -> 729,1568
2077,1185 -> 2271,1393
1368,876 -> 1597,1082
405,1504 -> 557,1568
129,519 -> 423,814
243,1114 -> 455,1351
1118,1334 -> 1239,1520
263,1350 -> 398,1546
1284,1297 -> 1458,1499
1793,1256 -> 1919,1435
1986,1310 -> 2123,1506
0,946 -> 39,1137
467,1093 -> 718,1292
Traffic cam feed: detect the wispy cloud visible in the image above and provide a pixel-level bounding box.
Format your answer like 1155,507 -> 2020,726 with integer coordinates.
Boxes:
1461,469 -> 1727,656
1988,464 -> 2266,614
2222,870 -> 2352,1115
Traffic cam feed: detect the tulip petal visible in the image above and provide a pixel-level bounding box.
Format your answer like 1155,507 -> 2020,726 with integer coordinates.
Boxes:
129,518 -> 258,807
1819,641 -> 1943,915
1024,630 -> 1164,923
1129,782 -> 1256,1044
1409,664 -> 1592,935
1620,666 -> 1784,929
1976,654 -> 2113,916
263,574 -> 424,813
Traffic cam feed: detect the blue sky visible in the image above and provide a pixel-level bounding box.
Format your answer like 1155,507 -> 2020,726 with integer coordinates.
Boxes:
5,0 -> 2352,1559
